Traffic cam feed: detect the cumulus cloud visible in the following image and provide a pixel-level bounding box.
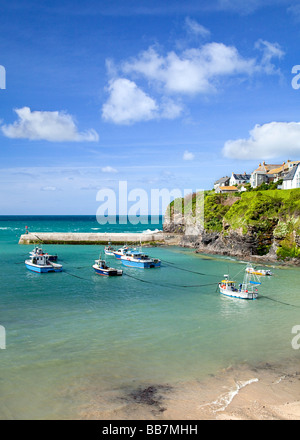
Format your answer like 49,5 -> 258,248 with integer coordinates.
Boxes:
102,25 -> 284,125
102,78 -> 158,124
122,44 -> 256,95
101,77 -> 184,124
1,107 -> 99,142
183,150 -> 195,160
223,121 -> 300,159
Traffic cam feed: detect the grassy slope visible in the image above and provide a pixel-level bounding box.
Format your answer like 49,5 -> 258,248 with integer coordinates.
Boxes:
169,189 -> 300,259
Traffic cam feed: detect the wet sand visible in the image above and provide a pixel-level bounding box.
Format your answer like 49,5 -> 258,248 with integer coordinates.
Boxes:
79,360 -> 300,420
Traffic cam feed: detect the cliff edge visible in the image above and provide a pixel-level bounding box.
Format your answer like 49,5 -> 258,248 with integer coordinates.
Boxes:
163,189 -> 300,263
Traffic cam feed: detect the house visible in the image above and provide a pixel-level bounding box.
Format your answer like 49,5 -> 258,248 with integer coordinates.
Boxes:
285,160 -> 300,171
229,172 -> 251,187
215,186 -> 238,194
282,163 -> 300,189
250,161 -> 283,188
214,176 -> 230,191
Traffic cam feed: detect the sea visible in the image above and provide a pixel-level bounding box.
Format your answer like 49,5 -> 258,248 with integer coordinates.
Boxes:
0,215 -> 299,419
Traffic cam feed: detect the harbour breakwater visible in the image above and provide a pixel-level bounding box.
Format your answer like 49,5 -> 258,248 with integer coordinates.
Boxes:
18,231 -> 182,245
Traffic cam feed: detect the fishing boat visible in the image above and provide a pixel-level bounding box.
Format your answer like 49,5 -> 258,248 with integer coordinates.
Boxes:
245,264 -> 273,276
219,271 -> 260,300
93,259 -> 123,276
104,242 -> 116,256
113,245 -> 130,259
121,251 -> 161,268
29,246 -> 58,262
25,255 -> 62,273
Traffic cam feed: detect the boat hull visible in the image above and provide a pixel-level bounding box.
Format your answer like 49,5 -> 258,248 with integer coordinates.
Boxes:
113,253 -> 124,259
25,262 -> 62,273
121,259 -> 161,268
219,287 -> 258,300
93,264 -> 122,276
104,250 -> 115,256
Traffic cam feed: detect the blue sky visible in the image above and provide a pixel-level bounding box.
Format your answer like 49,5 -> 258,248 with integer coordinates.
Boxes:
1,0 -> 300,214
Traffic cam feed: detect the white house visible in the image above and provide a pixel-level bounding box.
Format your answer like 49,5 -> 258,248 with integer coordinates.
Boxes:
214,176 -> 230,191
229,172 -> 251,187
250,162 -> 282,188
282,163 -> 300,189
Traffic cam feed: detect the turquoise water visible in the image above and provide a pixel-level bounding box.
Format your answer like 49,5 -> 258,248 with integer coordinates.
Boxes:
0,216 -> 299,419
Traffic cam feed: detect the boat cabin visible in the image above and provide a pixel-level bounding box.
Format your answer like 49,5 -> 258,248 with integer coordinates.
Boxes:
95,260 -> 109,269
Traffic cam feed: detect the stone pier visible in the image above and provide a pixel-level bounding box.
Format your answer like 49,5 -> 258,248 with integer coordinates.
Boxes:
18,232 -> 182,245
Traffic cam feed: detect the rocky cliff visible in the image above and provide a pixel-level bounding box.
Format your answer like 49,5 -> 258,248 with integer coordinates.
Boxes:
163,189 -> 300,263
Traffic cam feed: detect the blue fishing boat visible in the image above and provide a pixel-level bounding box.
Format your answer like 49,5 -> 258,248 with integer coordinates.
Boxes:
93,259 -> 123,276
121,251 -> 161,268
25,255 -> 62,273
113,245 -> 130,259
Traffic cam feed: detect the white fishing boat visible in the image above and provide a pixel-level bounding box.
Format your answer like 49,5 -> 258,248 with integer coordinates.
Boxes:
29,246 -> 58,262
113,245 -> 130,259
245,264 -> 273,276
93,259 -> 123,276
219,271 -> 260,300
104,242 -> 116,256
121,251 -> 161,268
25,255 -> 62,273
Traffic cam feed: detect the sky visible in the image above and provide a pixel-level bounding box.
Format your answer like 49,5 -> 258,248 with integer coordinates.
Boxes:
1,0 -> 300,214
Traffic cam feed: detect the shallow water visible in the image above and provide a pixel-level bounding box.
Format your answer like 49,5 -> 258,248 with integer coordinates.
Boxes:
0,216 -> 299,419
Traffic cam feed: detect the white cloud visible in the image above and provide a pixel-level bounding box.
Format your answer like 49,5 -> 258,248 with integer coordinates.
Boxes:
101,166 -> 118,173
1,107 -> 99,142
41,186 -> 58,191
223,121 -> 300,159
101,77 -> 184,124
214,0 -> 287,15
254,39 -> 285,74
159,97 -> 183,119
183,150 -> 195,160
103,30 -> 284,126
102,78 -> 158,124
122,44 -> 256,95
185,17 -> 211,38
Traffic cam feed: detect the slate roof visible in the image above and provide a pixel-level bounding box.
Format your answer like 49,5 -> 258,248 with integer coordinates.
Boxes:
232,173 -> 251,181
283,164 -> 299,181
214,176 -> 230,184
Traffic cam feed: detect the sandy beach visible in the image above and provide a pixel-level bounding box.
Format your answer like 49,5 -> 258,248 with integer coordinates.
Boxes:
80,360 -> 300,420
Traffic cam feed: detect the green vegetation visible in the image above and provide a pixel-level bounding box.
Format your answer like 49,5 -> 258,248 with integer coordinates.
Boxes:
244,179 -> 283,192
204,193 -> 231,232
166,188 -> 300,260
